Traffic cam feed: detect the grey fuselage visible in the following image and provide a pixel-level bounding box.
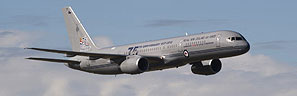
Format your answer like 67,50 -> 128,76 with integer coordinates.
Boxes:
72,30 -> 250,74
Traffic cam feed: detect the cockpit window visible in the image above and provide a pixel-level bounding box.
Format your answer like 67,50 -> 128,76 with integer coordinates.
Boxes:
231,37 -> 235,41
236,37 -> 243,40
227,37 -> 244,42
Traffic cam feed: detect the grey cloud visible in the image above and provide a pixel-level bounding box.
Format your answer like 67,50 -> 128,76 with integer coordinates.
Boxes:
42,77 -> 73,96
222,53 -> 295,76
0,54 -> 297,96
254,40 -> 297,45
145,19 -> 231,27
2,52 -> 297,96
253,40 -> 297,50
0,15 -> 50,27
0,30 -> 39,48
0,31 -> 14,37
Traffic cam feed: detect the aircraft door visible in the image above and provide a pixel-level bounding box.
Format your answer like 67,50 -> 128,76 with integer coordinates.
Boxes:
216,34 -> 221,47
178,39 -> 190,58
178,40 -> 185,52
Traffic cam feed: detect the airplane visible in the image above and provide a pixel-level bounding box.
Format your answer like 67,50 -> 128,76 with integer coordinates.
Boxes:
26,6 -> 250,75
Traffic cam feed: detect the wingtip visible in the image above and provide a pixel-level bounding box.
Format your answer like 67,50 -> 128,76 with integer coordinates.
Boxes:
25,57 -> 34,60
24,47 -> 34,50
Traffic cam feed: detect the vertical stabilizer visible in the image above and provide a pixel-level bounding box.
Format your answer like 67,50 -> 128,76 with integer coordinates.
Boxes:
62,6 -> 98,52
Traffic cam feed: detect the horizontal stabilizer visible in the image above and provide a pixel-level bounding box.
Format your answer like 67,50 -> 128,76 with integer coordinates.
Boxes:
26,57 -> 80,64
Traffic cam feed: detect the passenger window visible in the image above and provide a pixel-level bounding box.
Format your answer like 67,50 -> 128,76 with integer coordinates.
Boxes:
236,37 -> 243,40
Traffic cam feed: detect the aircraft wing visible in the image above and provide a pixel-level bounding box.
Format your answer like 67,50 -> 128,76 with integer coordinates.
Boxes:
26,47 -> 163,61
26,57 -> 80,64
26,47 -> 126,59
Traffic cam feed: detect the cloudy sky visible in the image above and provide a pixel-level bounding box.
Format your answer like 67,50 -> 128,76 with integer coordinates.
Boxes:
1,0 -> 297,96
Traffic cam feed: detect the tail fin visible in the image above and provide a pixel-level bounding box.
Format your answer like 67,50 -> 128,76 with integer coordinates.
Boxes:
62,6 -> 98,52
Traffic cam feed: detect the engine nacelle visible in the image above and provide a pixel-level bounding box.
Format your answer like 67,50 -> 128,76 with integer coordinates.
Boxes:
191,59 -> 222,75
120,55 -> 149,74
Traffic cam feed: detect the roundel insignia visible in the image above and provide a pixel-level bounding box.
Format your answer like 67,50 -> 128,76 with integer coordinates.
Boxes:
183,50 -> 189,58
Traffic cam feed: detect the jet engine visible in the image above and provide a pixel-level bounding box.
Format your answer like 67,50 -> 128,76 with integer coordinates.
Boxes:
120,55 -> 149,74
191,59 -> 222,75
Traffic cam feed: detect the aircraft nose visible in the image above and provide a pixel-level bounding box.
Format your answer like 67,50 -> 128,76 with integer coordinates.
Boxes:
242,42 -> 250,53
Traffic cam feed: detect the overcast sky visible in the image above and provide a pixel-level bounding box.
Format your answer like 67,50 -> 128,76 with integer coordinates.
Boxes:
1,0 -> 297,96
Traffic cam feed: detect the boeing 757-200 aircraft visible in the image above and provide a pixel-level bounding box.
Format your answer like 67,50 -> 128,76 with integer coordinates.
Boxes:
26,6 -> 250,75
